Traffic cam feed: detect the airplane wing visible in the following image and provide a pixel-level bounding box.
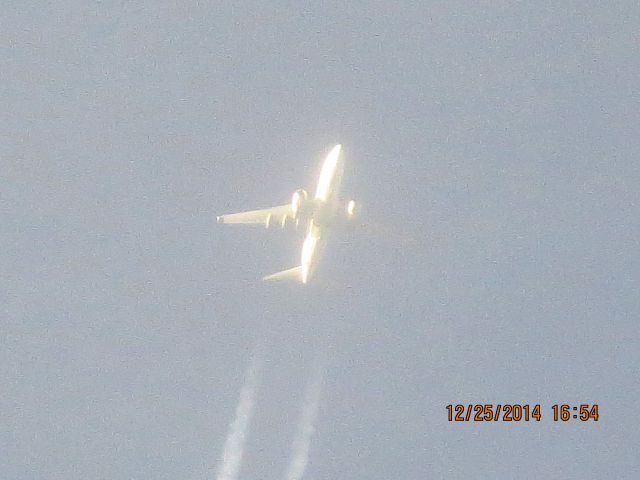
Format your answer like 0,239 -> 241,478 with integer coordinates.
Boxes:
217,204 -> 293,227
262,265 -> 303,282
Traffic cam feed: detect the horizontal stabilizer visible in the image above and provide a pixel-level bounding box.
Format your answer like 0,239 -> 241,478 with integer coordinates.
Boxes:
217,204 -> 292,226
263,265 -> 303,282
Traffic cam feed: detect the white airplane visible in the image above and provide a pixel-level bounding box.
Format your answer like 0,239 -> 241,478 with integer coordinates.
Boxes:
217,144 -> 357,284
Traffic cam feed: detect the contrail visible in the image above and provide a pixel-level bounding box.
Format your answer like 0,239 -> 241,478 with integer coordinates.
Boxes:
284,352 -> 327,480
216,344 -> 265,480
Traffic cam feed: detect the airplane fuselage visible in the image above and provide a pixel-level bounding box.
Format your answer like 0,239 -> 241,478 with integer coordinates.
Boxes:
301,144 -> 343,283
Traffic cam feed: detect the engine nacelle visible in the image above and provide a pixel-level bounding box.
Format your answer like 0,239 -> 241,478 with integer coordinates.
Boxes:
346,199 -> 357,218
291,189 -> 308,218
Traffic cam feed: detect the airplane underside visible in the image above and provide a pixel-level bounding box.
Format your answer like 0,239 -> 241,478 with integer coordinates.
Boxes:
217,144 -> 356,284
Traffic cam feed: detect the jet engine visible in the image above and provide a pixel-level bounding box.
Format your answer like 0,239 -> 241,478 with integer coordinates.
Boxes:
291,189 -> 308,218
346,199 -> 358,218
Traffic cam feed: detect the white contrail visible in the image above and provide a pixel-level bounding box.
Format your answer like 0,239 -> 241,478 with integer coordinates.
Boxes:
284,353 -> 327,480
215,344 -> 265,480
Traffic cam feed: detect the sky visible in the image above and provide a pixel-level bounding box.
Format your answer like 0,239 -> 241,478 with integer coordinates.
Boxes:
2,1 -> 639,479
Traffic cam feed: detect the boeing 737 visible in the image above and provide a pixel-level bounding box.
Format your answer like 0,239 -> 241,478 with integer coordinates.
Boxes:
217,144 -> 356,283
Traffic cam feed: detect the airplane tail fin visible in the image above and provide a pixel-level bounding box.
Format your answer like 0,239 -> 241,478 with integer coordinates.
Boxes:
263,266 -> 303,282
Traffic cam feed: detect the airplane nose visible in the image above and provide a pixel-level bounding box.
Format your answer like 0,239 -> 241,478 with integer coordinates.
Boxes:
217,216 -> 224,224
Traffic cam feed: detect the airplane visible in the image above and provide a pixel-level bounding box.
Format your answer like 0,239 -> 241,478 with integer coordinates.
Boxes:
217,144 -> 357,284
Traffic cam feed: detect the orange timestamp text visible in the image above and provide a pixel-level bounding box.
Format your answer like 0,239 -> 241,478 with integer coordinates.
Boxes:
446,404 -> 599,422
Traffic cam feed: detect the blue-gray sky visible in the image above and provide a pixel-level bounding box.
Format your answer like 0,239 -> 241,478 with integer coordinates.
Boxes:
2,1 -> 639,479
